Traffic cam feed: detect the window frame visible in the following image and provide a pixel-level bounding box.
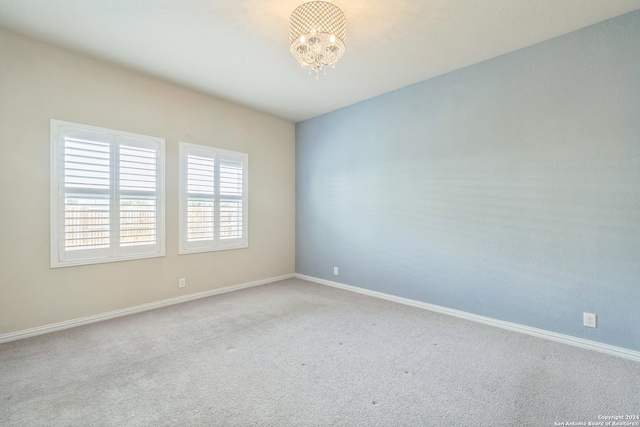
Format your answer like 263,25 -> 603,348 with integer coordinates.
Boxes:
50,119 -> 165,268
179,141 -> 248,254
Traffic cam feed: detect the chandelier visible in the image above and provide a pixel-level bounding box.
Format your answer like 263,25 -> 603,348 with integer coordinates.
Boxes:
289,0 -> 346,79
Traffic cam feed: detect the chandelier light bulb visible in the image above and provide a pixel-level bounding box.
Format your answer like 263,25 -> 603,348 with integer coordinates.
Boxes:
289,0 -> 346,79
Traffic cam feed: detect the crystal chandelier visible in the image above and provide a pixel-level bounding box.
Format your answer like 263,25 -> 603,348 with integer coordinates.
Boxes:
289,0 -> 346,79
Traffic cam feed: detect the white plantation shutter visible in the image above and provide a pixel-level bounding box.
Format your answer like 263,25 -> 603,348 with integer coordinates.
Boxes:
219,159 -> 244,240
63,136 -> 111,253
187,154 -> 215,242
51,120 -> 165,267
179,142 -> 248,254
119,143 -> 158,249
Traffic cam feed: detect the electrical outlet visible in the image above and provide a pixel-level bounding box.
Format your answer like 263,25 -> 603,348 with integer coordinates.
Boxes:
333,267 -> 339,275
179,278 -> 186,288
583,312 -> 596,328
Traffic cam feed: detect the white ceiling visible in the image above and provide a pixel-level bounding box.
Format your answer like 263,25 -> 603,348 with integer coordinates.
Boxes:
1,0 -> 640,122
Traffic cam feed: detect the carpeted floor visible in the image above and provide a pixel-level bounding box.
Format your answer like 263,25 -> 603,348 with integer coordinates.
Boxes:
1,278 -> 639,426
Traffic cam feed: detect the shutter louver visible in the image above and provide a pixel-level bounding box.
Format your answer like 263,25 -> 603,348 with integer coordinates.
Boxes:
119,145 -> 157,246
220,159 -> 243,240
64,138 -> 111,250
187,155 -> 214,242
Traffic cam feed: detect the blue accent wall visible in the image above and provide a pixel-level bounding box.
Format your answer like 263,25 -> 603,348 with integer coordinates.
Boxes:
295,11 -> 640,351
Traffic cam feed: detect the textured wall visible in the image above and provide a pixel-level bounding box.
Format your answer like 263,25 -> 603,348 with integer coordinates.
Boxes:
0,29 -> 295,335
296,11 -> 640,350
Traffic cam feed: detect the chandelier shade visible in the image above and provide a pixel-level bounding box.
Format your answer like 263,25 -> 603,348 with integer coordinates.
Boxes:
289,0 -> 346,78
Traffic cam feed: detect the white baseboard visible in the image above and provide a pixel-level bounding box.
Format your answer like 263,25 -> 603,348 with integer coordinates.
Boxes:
5,272 -> 638,363
0,274 -> 295,344
295,273 -> 640,363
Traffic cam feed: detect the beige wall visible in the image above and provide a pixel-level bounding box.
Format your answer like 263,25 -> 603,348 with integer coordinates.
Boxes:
0,29 -> 295,335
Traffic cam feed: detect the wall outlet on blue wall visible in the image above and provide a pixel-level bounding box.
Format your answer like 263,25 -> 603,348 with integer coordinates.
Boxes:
583,312 -> 597,328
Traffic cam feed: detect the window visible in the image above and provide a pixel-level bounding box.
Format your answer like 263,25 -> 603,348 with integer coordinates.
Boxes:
50,120 -> 165,267
179,142 -> 248,254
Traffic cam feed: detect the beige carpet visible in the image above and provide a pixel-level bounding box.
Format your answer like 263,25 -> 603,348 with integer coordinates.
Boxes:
1,278 -> 639,426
